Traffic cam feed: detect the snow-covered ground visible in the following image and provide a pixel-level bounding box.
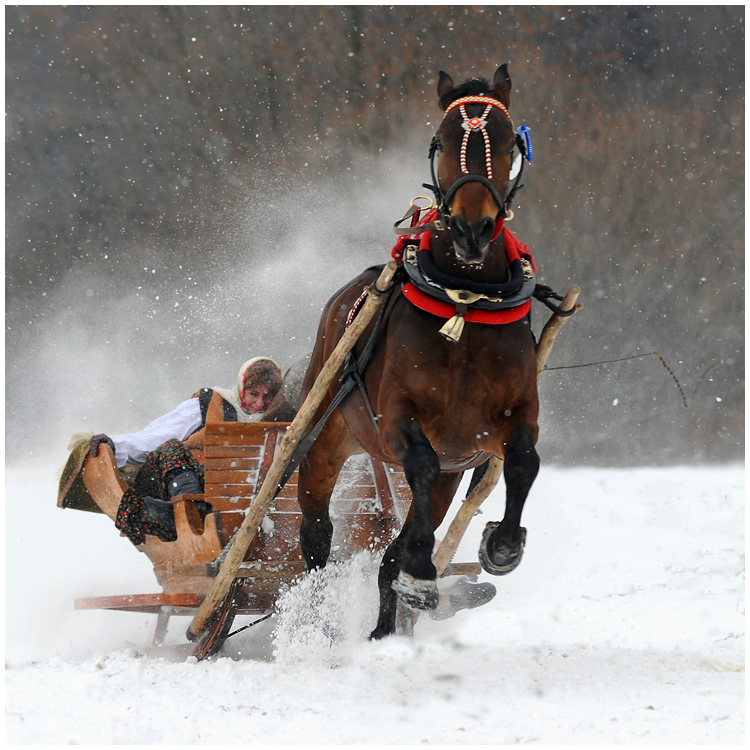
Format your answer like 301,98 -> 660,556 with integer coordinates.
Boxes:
5,461 -> 744,744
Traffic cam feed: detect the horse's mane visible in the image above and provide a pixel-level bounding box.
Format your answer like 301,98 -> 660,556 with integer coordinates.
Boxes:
439,77 -> 493,109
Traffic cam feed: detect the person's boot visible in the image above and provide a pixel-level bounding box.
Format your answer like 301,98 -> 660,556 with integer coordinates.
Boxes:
166,470 -> 213,520
167,470 -> 203,497
143,496 -> 176,536
194,501 -> 213,520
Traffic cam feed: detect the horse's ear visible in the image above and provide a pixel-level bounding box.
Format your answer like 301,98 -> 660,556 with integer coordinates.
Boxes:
437,71 -> 454,107
492,64 -> 512,107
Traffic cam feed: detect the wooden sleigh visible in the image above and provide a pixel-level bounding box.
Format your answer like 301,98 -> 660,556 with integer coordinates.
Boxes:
62,419 -> 482,657
61,263 -> 579,660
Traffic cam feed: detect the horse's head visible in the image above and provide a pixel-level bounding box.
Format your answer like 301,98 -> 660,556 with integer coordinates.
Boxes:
432,65 -> 522,265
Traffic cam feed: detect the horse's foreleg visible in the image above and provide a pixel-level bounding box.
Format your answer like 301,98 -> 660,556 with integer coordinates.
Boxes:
397,419 -> 441,581
373,417 -> 462,636
370,530 -> 408,640
371,469 -> 462,639
479,425 -> 539,575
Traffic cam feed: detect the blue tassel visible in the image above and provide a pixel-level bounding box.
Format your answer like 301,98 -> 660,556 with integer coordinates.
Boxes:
518,125 -> 533,163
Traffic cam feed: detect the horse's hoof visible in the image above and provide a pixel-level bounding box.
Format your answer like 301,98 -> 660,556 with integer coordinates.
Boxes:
429,578 -> 497,621
369,624 -> 394,641
391,570 -> 439,610
478,522 -> 527,576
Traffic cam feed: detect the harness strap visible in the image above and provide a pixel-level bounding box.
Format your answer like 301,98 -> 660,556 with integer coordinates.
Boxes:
342,351 -> 381,434
393,201 -> 446,236
532,284 -> 578,317
273,276 -> 397,494
441,174 -> 508,220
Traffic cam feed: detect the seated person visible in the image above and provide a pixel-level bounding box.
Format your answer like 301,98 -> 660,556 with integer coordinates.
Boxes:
89,357 -> 293,545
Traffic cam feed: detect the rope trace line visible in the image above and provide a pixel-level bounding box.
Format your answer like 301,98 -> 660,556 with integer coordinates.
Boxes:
542,351 -> 724,408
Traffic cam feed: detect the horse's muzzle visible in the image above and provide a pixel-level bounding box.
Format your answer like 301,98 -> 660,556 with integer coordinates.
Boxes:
450,214 -> 495,264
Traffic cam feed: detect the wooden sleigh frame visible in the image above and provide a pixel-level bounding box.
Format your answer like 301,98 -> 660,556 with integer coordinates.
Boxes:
66,262 -> 580,659
74,422 -> 482,651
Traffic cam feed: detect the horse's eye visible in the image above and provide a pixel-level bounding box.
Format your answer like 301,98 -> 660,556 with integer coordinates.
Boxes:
509,151 -> 523,180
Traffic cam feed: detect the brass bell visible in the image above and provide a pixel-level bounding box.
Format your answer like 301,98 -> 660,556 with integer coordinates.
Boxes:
439,313 -> 465,343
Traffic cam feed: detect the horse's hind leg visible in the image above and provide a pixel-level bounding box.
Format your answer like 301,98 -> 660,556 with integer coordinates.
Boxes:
479,424 -> 539,575
371,468 -> 462,640
297,413 -> 352,570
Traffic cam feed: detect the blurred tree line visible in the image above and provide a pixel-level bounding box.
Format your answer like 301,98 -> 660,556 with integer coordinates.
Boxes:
5,6 -> 744,463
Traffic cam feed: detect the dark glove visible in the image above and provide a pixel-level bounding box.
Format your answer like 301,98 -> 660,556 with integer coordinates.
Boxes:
89,433 -> 115,458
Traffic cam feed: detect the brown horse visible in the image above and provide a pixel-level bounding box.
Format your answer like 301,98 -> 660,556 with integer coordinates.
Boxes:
297,66 -> 540,639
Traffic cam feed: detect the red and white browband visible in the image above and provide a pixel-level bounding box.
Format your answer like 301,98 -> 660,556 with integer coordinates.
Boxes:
443,96 -> 511,182
443,95 -> 510,119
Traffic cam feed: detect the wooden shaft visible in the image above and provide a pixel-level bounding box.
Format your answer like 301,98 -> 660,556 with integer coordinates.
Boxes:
439,562 -> 482,577
536,285 -> 581,375
188,261 -> 399,638
430,285 -> 581,575
432,456 -> 505,577
173,561 -> 308,579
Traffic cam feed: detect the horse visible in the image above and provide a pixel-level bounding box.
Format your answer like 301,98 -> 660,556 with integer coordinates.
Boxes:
297,65 -> 540,639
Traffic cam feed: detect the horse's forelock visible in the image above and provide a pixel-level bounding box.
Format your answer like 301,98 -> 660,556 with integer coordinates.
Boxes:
439,77 -> 492,108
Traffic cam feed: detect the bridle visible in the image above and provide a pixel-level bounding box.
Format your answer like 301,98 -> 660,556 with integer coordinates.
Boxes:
424,95 -> 532,225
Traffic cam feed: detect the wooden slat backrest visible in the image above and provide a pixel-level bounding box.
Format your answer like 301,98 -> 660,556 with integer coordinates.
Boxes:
203,420 -> 412,563
204,421 -> 287,511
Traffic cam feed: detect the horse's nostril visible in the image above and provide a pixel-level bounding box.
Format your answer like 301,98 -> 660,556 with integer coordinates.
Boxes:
476,217 -> 495,246
450,216 -> 467,238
